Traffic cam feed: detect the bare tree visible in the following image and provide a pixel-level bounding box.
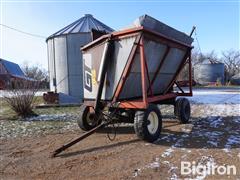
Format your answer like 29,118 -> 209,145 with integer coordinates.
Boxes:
221,49 -> 240,82
3,80 -> 39,118
192,50 -> 220,66
191,49 -> 204,66
21,63 -> 49,89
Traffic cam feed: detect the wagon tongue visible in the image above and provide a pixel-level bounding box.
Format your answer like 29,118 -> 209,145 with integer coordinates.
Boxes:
51,121 -> 110,157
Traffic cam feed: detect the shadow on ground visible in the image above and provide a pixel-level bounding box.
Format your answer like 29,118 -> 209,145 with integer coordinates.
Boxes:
56,115 -> 240,158
57,139 -> 140,158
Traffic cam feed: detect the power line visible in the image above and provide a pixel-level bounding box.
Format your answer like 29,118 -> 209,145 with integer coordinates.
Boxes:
0,23 -> 46,39
194,28 -> 202,54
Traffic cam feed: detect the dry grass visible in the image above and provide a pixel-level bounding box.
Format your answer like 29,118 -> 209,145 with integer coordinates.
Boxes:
0,97 -> 80,121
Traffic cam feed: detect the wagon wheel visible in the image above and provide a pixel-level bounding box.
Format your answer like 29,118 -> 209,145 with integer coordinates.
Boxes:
174,98 -> 191,124
134,104 -> 162,142
78,105 -> 101,131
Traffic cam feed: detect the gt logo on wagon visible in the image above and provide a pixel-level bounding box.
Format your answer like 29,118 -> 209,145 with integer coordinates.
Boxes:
84,65 -> 92,92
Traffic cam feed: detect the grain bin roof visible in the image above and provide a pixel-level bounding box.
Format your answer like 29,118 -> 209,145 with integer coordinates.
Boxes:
47,14 -> 114,40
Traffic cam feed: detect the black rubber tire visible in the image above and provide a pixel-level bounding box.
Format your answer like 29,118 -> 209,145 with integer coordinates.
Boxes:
174,98 -> 191,124
77,105 -> 97,131
134,104 -> 162,142
174,98 -> 181,117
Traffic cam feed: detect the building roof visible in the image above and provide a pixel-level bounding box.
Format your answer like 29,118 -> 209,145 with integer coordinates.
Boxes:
0,58 -> 25,77
47,14 -> 114,40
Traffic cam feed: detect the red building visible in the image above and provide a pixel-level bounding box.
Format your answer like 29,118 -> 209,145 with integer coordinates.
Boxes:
0,58 -> 32,89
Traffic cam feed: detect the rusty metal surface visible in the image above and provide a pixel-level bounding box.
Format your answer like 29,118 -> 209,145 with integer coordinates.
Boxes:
43,92 -> 59,104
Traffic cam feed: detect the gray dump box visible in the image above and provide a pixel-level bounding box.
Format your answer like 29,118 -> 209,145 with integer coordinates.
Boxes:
82,15 -> 193,102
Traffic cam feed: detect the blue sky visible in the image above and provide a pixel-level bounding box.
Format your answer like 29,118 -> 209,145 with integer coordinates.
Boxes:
0,0 -> 239,69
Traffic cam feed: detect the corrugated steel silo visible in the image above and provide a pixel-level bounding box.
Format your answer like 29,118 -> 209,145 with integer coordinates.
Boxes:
194,63 -> 225,85
46,14 -> 114,103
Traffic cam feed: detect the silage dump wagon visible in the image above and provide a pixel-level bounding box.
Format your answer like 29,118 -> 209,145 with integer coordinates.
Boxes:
80,14 -> 194,141
53,15 -> 194,157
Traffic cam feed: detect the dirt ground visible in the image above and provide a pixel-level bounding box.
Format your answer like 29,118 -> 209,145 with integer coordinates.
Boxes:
1,102 -> 240,180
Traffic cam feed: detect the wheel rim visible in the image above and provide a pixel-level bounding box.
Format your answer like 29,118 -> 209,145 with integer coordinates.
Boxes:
147,111 -> 159,134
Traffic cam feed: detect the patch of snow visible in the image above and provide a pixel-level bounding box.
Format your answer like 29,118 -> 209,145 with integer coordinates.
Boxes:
157,134 -> 177,143
179,148 -> 192,154
170,174 -> 178,180
162,148 -> 174,158
196,156 -> 216,180
207,140 -> 218,147
169,166 -> 178,180
224,135 -> 240,153
188,89 -> 240,105
162,160 -> 170,165
147,161 -> 160,169
172,138 -> 185,148
204,131 -> 224,137
181,134 -> 190,138
181,125 -> 193,133
193,90 -> 239,95
25,114 -> 76,121
133,168 -> 141,178
0,90 -> 45,97
0,114 -> 79,139
145,157 -> 160,169
209,117 -> 224,128
233,118 -> 240,123
133,157 -> 160,177
190,117 -> 230,149
193,104 -> 240,117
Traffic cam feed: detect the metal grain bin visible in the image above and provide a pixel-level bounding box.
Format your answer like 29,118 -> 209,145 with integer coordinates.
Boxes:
194,63 -> 225,85
230,73 -> 240,85
46,14 -> 113,103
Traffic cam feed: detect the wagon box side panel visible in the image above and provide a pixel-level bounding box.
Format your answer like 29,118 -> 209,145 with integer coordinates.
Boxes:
83,42 -> 106,100
119,34 -> 188,100
104,35 -> 138,100
153,47 -> 186,94
83,35 -> 138,101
